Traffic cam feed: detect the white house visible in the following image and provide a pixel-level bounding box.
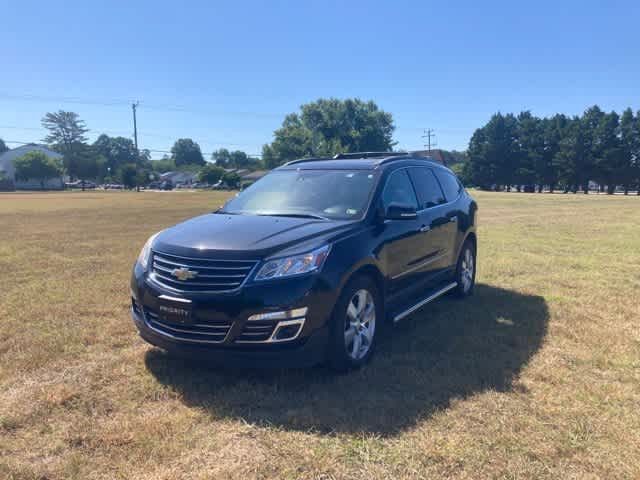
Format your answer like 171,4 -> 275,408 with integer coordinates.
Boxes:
159,170 -> 199,186
0,144 -> 65,190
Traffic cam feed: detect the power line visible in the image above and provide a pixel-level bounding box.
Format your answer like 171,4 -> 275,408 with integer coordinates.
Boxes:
0,124 -> 255,147
2,140 -> 262,158
0,92 -> 286,118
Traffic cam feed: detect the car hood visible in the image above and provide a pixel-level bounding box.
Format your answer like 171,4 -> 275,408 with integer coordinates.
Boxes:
153,213 -> 357,259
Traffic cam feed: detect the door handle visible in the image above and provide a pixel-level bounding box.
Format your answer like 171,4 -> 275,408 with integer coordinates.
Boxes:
449,217 -> 458,223
419,225 -> 431,232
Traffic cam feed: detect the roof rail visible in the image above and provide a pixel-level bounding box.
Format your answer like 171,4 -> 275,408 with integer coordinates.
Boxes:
282,157 -> 331,166
376,154 -> 433,166
333,151 -> 409,160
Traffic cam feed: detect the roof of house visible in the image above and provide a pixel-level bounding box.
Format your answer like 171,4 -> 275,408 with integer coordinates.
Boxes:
241,170 -> 268,181
0,144 -> 63,179
159,171 -> 199,182
410,149 -> 446,164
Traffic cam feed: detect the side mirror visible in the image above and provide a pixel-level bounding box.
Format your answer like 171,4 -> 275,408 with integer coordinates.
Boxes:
385,202 -> 418,220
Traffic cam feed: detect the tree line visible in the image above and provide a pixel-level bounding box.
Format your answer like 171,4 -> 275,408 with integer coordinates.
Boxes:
2,98 -> 394,188
2,110 -> 262,189
4,100 -> 639,194
464,106 -> 640,194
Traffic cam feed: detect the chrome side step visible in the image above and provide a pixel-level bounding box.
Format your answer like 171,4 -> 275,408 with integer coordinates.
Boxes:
393,282 -> 458,323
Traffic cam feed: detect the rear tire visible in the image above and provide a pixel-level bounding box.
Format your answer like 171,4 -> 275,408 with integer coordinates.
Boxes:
327,276 -> 381,372
453,240 -> 476,297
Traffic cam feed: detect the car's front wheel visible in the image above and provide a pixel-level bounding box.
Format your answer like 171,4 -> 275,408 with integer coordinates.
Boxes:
327,276 -> 381,372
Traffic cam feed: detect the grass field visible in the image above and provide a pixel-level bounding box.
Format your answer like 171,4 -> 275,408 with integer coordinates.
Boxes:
1,190 -> 639,479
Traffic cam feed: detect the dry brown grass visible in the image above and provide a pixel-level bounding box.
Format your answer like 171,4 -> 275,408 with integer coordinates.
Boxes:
1,190 -> 639,479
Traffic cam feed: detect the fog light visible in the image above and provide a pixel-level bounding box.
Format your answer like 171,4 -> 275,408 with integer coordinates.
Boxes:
272,321 -> 303,341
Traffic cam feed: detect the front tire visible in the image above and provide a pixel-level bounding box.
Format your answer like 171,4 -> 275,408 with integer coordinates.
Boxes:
454,240 -> 476,297
327,276 -> 381,372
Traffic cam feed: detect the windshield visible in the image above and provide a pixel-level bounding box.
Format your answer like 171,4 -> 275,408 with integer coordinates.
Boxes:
220,169 -> 378,220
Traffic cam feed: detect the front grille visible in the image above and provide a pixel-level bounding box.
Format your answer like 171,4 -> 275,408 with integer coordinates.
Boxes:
236,320 -> 277,343
150,250 -> 258,293
143,307 -> 231,343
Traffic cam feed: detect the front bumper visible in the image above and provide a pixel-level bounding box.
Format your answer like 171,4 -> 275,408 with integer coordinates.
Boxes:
131,307 -> 328,368
130,263 -> 337,368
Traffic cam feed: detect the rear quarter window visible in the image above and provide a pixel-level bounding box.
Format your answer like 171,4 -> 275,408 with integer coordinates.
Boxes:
433,170 -> 462,202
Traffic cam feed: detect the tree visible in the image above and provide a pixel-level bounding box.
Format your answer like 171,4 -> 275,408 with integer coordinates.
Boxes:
13,151 -> 63,189
150,156 -> 176,173
92,134 -> 138,174
0,138 -> 8,154
118,163 -> 138,189
199,163 -> 226,184
540,114 -> 568,192
212,148 -> 261,170
578,105 -> 605,193
593,111 -> 624,194
467,112 -> 519,190
171,138 -> 205,166
618,108 -> 639,194
554,116 -> 590,193
515,111 -> 543,191
41,111 -> 89,177
222,171 -> 241,189
211,148 -> 232,166
262,98 -> 396,168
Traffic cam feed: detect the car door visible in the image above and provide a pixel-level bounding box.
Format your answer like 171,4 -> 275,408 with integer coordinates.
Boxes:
377,169 -> 428,300
407,167 -> 451,284
432,168 -> 464,269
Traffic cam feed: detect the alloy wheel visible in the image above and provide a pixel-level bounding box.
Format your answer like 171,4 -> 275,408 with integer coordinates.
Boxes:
344,289 -> 376,361
460,248 -> 475,293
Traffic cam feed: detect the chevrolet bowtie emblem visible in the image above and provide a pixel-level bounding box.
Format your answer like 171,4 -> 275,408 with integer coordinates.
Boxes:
171,267 -> 198,281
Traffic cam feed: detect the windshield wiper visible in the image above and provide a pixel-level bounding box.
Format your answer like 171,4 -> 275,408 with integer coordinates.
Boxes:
258,212 -> 329,220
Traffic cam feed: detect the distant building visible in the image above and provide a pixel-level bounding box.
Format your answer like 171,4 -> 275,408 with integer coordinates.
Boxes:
159,171 -> 199,185
0,144 -> 66,190
410,149 -> 447,165
240,170 -> 268,186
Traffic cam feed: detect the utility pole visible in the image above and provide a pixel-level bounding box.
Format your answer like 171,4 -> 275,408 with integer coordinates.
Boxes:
422,128 -> 437,153
132,101 -> 139,151
132,101 -> 140,191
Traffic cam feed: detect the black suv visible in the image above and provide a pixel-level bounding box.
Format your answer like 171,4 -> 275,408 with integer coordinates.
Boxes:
131,153 -> 477,370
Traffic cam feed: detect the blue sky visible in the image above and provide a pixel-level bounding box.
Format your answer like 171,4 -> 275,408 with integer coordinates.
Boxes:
1,0 -> 638,158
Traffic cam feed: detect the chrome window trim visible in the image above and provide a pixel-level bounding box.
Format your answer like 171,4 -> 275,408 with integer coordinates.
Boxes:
380,168 -> 419,211
391,251 -> 448,280
382,166 -> 462,214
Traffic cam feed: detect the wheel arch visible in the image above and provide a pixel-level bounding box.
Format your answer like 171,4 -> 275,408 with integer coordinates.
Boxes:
339,260 -> 386,302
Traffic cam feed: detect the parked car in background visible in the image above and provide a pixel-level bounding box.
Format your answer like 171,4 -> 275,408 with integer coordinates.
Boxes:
65,180 -> 97,189
148,180 -> 173,190
131,153 -> 477,371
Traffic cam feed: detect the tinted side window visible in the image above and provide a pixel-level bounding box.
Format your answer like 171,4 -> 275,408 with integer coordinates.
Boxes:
408,167 -> 446,209
382,169 -> 418,210
434,170 -> 462,202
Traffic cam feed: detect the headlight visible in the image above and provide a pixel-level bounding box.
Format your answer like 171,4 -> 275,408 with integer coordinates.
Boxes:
254,245 -> 330,281
137,232 -> 160,270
